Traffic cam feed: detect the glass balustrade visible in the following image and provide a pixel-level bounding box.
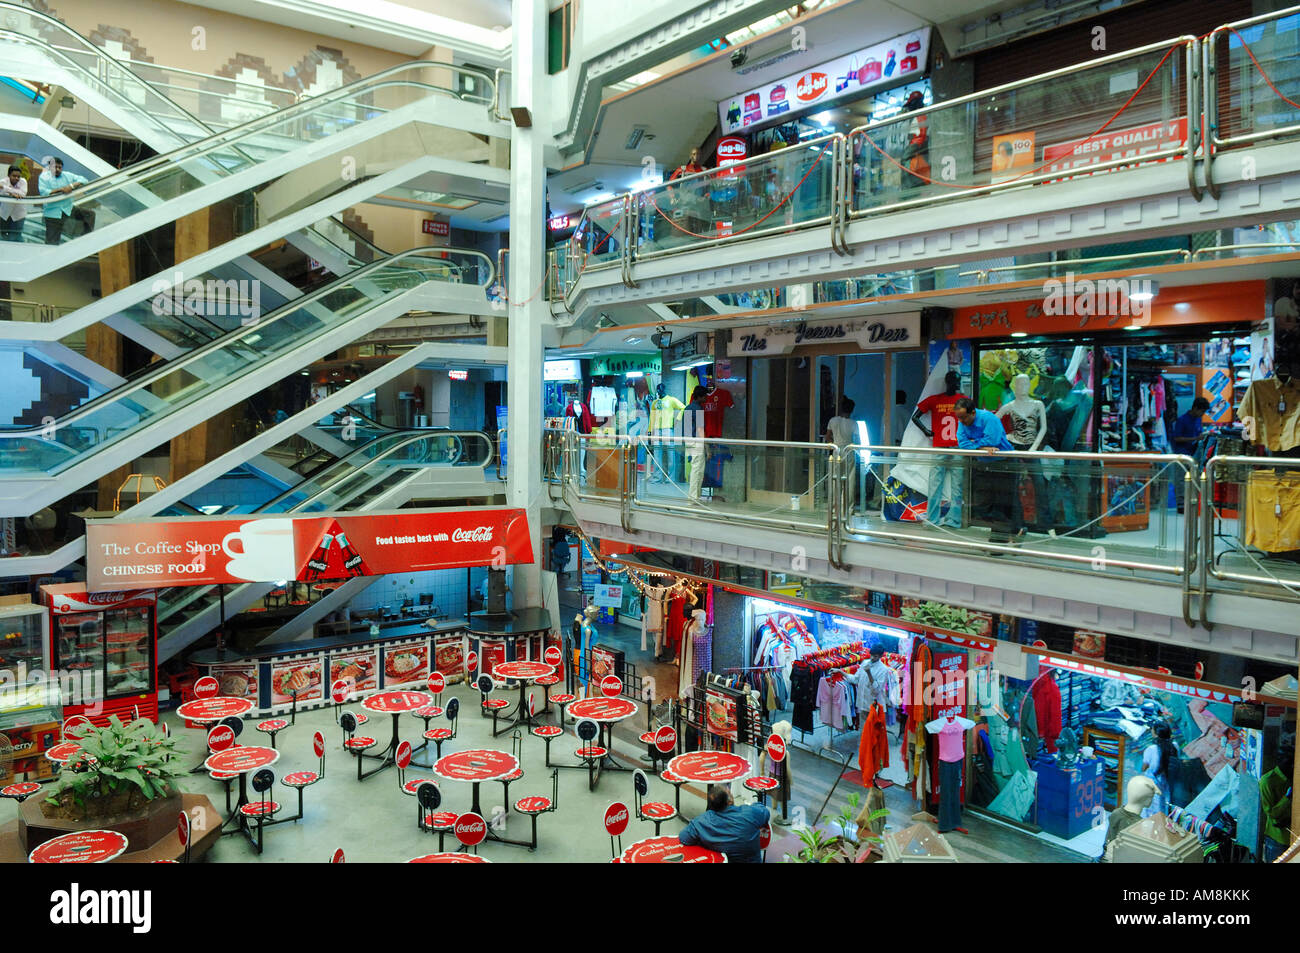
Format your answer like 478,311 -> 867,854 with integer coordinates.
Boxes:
1203,455 -> 1300,602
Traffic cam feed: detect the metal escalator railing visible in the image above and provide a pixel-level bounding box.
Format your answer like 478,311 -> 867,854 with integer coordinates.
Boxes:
156,428 -> 489,625
0,246 -> 492,474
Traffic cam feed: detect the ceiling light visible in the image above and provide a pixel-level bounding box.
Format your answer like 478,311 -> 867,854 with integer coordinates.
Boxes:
1129,279 -> 1158,302
623,335 -> 643,344
625,371 -> 644,378
1010,331 -> 1028,338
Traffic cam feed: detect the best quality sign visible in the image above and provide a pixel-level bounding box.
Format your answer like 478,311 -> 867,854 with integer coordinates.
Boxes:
85,508 -> 534,591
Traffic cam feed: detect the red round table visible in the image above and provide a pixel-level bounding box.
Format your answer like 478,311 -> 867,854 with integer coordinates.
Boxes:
355,690 -> 433,781
177,696 -> 254,724
433,748 -> 519,828
408,852 -> 491,863
1,781 -> 41,801
566,696 -> 639,782
29,829 -> 130,864
491,660 -> 556,734
620,835 -> 726,864
205,745 -> 280,846
45,742 -> 85,765
666,751 -> 752,784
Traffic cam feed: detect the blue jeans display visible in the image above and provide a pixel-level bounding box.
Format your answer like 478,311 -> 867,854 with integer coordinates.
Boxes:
653,429 -> 680,484
938,757 -> 964,832
926,454 -> 963,526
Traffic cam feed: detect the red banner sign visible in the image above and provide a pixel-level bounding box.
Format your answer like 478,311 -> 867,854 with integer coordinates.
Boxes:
422,219 -> 450,236
85,509 -> 534,591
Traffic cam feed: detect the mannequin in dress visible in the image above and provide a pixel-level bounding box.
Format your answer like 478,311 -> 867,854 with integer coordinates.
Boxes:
575,604 -> 600,698
677,608 -> 709,698
1104,775 -> 1159,860
996,374 -> 1047,450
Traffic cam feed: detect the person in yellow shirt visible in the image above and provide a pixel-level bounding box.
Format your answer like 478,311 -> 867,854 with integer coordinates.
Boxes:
650,383 -> 686,485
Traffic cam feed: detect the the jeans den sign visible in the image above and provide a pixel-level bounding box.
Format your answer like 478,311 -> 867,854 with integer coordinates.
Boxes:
731,311 -> 920,356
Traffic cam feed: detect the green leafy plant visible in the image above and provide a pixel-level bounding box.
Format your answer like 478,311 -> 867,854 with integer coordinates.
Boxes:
901,601 -> 983,635
788,793 -> 890,863
43,716 -> 187,818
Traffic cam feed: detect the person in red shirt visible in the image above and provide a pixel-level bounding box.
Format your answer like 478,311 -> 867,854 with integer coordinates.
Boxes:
913,371 -> 966,528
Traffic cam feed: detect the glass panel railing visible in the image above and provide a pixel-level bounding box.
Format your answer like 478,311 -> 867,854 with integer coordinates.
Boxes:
0,247 -> 490,475
848,38 -> 1191,218
1208,9 -> 1300,151
1204,455 -> 1300,602
634,135 -> 840,260
839,445 -> 1196,579
569,196 -> 627,272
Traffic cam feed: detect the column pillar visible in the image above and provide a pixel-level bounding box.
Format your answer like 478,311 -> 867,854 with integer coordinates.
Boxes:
92,241 -> 135,510
505,0 -> 548,604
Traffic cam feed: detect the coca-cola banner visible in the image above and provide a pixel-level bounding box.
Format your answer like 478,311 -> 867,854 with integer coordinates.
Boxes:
84,508 -> 534,591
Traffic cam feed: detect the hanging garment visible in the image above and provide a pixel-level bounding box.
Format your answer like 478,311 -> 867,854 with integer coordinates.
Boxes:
691,621 -> 713,686
1030,674 -> 1063,753
936,758 -> 963,832
789,665 -> 818,733
857,703 -> 890,786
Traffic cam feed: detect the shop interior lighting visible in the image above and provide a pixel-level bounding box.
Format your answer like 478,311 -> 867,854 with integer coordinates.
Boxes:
834,617 -> 909,640
752,598 -> 815,617
1010,331 -> 1028,338
1129,280 -> 1159,302
625,370 -> 644,378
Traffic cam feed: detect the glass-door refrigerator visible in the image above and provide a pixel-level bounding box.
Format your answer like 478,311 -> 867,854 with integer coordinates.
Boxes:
41,584 -> 158,725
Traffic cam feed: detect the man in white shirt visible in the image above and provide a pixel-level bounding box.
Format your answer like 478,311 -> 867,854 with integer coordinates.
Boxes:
0,165 -> 27,242
38,157 -> 93,244
825,397 -> 863,508
890,389 -> 911,445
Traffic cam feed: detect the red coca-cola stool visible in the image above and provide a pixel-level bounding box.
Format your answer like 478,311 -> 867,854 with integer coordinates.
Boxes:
238,768 -> 281,855
415,780 -> 453,844
478,673 -> 509,733
280,730 -> 326,821
255,718 -> 289,749
633,768 -> 678,834
530,724 -> 563,765
743,775 -> 780,805
413,704 -> 444,735
534,673 -> 561,713
497,730 -> 526,810
0,781 -> 41,804
639,731 -> 673,771
550,692 -> 576,724
660,769 -> 687,815
419,697 -> 460,765
513,767 -> 560,851
573,718 -> 607,791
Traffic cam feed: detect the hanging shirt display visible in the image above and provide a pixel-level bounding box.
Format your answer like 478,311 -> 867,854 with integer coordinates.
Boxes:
589,385 -> 618,418
1238,377 -> 1300,451
702,387 -> 734,437
649,395 -> 686,431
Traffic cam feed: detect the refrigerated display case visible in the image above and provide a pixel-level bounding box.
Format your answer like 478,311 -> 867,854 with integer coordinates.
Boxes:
41,585 -> 158,724
0,600 -> 61,782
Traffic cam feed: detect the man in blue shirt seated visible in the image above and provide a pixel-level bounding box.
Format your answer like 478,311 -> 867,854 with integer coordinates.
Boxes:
953,397 -> 1024,543
678,784 -> 770,863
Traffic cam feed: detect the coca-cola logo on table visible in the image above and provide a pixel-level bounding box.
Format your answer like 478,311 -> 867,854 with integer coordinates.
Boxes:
454,812 -> 487,846
604,802 -> 630,837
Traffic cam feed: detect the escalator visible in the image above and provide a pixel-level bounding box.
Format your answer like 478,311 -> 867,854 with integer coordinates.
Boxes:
0,246 -> 492,514
155,428 -> 493,661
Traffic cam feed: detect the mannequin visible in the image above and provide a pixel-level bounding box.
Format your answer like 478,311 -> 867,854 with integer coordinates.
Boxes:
649,382 -> 686,485
996,374 -> 1047,450
678,608 -> 710,698
915,371 -> 967,529
565,397 -> 593,434
1027,669 -> 1062,754
1104,776 -> 1159,861
575,604 -> 599,698
925,713 -> 976,833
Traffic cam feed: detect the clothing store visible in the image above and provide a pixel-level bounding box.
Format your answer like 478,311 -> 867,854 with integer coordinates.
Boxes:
938,281 -> 1262,535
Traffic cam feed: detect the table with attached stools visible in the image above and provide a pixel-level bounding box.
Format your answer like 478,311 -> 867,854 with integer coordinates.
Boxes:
44,742 -> 86,766
619,835 -> 726,864
408,852 -> 490,863
353,689 -> 433,781
28,829 -> 130,864
204,745 -> 280,850
177,696 -> 255,771
743,775 -> 780,805
491,660 -> 556,735
666,751 -> 752,817
562,695 -> 638,786
432,748 -> 531,849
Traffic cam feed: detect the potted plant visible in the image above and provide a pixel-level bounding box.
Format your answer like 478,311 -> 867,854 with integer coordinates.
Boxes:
42,716 -> 187,821
901,601 -> 984,635
787,792 -> 890,863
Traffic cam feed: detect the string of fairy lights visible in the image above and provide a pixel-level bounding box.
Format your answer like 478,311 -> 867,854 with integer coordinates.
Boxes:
562,516 -> 701,607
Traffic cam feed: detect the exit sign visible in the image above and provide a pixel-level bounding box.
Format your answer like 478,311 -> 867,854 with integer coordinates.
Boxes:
448,369 -> 468,381
422,220 -> 450,236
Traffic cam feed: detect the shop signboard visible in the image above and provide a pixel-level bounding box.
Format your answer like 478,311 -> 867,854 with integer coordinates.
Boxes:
590,353 -> 662,376
270,659 -> 324,706
717,136 -> 747,164
604,802 -> 630,837
718,28 -> 932,134
931,651 -> 967,718
1039,654 -> 1259,704
384,643 -> 429,685
85,509 -> 534,591
1041,118 -> 1188,178
592,584 -> 624,608
330,650 -> 378,695
421,219 -> 450,236
730,312 -> 921,356
544,359 -> 582,381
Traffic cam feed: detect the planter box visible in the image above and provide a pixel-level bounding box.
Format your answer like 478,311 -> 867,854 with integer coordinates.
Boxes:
18,791 -> 183,854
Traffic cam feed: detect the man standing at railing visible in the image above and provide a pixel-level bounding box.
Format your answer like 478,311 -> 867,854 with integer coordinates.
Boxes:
954,396 -> 1024,544
684,385 -> 708,505
38,157 -> 93,244
1171,396 -> 1209,513
0,164 -> 27,242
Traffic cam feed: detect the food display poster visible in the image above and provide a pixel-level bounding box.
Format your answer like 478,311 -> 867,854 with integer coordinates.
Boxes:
270,658 -> 324,706
383,643 -> 429,686
330,649 -> 378,695
433,637 -> 465,680
210,664 -> 258,702
705,686 -> 740,743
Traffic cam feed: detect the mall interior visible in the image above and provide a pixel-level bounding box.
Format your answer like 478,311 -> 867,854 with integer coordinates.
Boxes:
0,0 -> 1297,867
